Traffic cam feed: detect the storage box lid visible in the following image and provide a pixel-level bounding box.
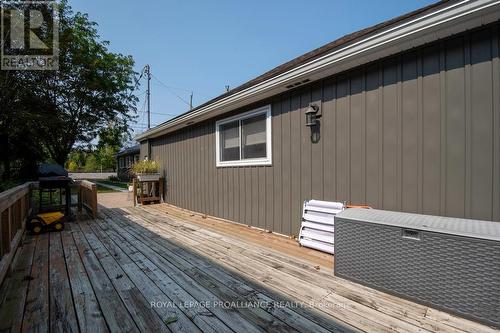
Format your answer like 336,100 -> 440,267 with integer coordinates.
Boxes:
336,208 -> 500,241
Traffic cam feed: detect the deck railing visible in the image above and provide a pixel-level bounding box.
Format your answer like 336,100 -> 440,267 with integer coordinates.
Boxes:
0,182 -> 32,286
0,180 -> 98,287
78,180 -> 98,219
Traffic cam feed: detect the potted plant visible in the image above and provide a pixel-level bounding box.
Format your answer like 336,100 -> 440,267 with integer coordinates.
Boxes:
131,160 -> 160,181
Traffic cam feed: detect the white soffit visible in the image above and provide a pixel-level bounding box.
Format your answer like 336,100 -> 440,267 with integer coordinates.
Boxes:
136,0 -> 500,141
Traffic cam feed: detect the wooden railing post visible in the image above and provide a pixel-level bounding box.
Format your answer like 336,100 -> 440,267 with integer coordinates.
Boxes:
0,182 -> 32,286
159,177 -> 164,203
91,183 -> 97,219
77,184 -> 82,213
0,210 -> 3,258
1,209 -> 10,257
133,178 -> 137,207
78,180 -> 98,219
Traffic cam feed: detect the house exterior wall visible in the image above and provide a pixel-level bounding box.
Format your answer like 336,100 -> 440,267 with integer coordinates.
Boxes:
148,24 -> 500,236
140,140 -> 149,160
117,152 -> 139,181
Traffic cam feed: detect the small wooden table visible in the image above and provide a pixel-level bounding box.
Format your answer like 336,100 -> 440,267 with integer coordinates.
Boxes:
133,177 -> 164,206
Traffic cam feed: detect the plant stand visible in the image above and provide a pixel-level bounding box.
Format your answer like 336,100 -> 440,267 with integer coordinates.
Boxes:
133,177 -> 164,206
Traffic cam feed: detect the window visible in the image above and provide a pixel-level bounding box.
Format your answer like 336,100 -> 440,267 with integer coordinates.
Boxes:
119,157 -> 124,168
216,105 -> 272,167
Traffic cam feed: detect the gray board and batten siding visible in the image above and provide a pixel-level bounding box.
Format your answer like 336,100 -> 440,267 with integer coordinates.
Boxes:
141,23 -> 500,236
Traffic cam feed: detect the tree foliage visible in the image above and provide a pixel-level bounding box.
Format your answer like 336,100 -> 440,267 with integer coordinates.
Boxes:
96,145 -> 117,171
83,154 -> 98,172
0,1 -> 137,179
97,126 -> 127,150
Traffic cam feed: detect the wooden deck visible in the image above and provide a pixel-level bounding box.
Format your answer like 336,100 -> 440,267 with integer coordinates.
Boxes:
0,204 -> 497,333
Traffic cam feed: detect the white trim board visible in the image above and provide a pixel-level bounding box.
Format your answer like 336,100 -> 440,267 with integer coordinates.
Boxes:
136,0 -> 500,141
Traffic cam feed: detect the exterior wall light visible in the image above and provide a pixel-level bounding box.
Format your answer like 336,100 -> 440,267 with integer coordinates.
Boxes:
305,103 -> 321,127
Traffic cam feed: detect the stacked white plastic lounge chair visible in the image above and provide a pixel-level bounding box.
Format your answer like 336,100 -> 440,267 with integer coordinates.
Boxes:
298,199 -> 344,254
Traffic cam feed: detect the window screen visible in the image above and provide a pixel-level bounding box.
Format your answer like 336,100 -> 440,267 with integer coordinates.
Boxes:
220,120 -> 240,161
242,114 -> 266,159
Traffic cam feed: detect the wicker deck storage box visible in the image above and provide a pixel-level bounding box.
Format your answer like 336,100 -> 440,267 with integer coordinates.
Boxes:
334,208 -> 500,327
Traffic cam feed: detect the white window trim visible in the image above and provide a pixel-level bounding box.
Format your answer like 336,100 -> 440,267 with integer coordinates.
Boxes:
215,105 -> 272,167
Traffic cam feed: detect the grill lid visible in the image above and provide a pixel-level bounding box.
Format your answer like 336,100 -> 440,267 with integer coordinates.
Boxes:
39,176 -> 73,189
336,208 -> 500,241
38,164 -> 68,177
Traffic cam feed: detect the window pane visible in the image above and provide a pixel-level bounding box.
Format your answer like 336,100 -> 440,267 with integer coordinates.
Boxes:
220,120 -> 240,161
242,114 -> 266,159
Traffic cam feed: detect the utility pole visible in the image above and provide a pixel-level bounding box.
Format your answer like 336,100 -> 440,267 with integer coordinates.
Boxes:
145,64 -> 151,129
189,92 -> 193,110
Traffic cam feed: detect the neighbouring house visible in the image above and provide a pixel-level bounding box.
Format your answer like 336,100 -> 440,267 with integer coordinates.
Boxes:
136,0 -> 500,236
116,144 -> 140,181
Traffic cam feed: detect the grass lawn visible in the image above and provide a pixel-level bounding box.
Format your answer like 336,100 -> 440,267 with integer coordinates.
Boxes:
95,183 -> 119,193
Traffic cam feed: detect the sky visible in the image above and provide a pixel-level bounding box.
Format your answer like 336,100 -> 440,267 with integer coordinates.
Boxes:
69,0 -> 436,135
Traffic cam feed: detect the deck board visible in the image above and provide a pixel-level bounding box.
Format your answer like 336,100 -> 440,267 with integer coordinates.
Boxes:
108,209 -> 358,333
70,226 -> 141,333
22,235 -> 50,332
121,210 -> 422,333
77,221 -> 201,333
72,224 -> 169,333
123,209 -> 429,331
60,228 -> 109,333
134,206 -> 462,333
87,220 -> 237,333
0,204 -> 497,333
0,237 -> 36,333
49,233 -> 79,333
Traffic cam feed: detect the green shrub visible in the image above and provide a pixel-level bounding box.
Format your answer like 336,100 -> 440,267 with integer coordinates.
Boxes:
84,155 -> 99,172
97,145 -> 118,171
131,160 -> 159,174
108,175 -> 120,181
68,160 -> 79,172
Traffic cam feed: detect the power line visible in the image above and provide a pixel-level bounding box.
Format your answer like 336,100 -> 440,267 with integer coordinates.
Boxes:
133,66 -> 195,131
150,111 -> 177,117
138,95 -> 148,117
129,94 -> 148,132
150,73 -> 192,108
148,75 -> 192,93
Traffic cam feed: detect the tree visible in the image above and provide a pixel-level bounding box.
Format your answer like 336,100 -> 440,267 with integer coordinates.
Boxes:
67,161 -> 78,172
66,149 -> 88,170
0,1 -> 138,177
96,145 -> 117,171
0,71 -> 47,179
35,2 -> 138,165
97,126 -> 127,151
83,155 -> 98,172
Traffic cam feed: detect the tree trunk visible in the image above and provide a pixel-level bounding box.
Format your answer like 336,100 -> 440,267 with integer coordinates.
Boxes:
0,134 -> 11,180
51,145 -> 71,167
2,158 -> 11,181
54,153 -> 69,167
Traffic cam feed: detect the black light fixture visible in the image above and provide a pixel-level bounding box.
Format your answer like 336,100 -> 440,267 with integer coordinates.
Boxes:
305,103 -> 321,126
